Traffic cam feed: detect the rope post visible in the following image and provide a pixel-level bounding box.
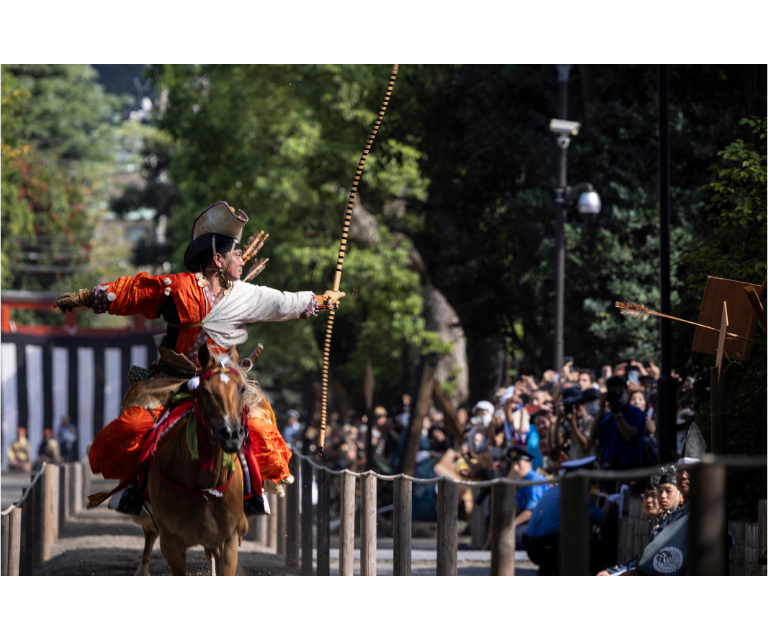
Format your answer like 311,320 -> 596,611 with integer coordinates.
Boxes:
82,457 -> 92,507
71,462 -> 83,515
277,493 -> 287,556
360,474 -> 377,576
7,507 -> 21,576
490,482 -> 516,576
286,455 -> 300,568
470,487 -> 489,550
32,475 -> 43,564
46,463 -> 59,544
301,457 -> 314,575
436,478 -> 458,576
254,513 -> 268,545
393,476 -> 412,576
559,473 -> 590,576
20,490 -> 33,575
1,511 -> 9,576
316,467 -> 331,576
59,463 -> 70,531
688,461 -> 727,576
339,470 -> 356,576
267,493 -> 278,551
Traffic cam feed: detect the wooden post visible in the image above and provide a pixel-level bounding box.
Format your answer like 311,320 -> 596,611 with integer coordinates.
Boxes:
32,477 -> 44,564
559,474 -> 590,576
71,462 -> 83,515
436,479 -> 458,576
757,500 -> 767,577
300,457 -> 313,576
46,464 -> 59,544
490,482 -> 516,576
339,471 -> 356,576
470,487 -> 489,550
277,493 -> 287,556
82,457 -> 91,506
20,492 -> 33,575
258,511 -> 268,545
688,463 -> 727,576
316,467 -> 331,576
59,464 -> 70,531
360,474 -> 377,576
285,455 -> 300,568
393,476 -> 412,576
8,508 -> 21,576
267,493 -> 278,550
1,512 -> 8,576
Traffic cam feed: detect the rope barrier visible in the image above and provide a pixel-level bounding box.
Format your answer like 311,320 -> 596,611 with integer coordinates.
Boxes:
289,448 -> 766,487
9,462 -> 47,510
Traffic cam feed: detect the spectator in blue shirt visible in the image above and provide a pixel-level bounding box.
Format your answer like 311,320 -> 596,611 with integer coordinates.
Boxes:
507,446 -> 547,549
524,456 -> 615,575
593,376 -> 646,470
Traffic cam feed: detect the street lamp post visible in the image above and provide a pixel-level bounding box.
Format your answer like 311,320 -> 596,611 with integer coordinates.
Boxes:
551,65 -> 601,372
553,64 -> 569,373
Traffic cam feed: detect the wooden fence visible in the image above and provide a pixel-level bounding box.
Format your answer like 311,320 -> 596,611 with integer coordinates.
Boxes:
270,451 -> 766,576
2,455 -> 765,576
1,461 -> 88,576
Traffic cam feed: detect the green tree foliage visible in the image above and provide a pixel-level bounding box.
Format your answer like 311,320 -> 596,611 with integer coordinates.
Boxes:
1,65 -> 132,294
147,64 -> 446,408
384,64 -> 765,397
677,117 -> 767,519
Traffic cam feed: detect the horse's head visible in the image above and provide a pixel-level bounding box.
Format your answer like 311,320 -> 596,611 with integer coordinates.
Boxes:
197,344 -> 247,454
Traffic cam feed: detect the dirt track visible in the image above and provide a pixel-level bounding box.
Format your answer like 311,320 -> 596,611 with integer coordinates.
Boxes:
29,475 -> 297,576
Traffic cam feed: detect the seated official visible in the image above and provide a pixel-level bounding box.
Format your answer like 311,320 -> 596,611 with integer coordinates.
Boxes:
506,446 -> 547,549
598,472 -> 663,575
524,456 -> 614,575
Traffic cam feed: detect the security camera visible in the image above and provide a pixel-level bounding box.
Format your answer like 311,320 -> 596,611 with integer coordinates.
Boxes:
549,119 -> 581,136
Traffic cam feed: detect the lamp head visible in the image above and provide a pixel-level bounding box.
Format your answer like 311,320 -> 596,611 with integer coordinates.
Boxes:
576,190 -> 602,216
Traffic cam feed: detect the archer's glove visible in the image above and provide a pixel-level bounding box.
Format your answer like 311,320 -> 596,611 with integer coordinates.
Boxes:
53,289 -> 93,313
320,290 -> 346,310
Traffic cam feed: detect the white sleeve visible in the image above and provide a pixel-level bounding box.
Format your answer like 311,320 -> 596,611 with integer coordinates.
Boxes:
231,282 -> 315,323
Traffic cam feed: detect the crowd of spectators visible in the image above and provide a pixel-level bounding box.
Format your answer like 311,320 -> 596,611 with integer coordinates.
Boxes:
285,359 -> 696,483
5,416 -> 80,473
281,357 -> 699,562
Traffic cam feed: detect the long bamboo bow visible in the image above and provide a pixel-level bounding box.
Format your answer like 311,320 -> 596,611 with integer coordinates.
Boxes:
318,64 -> 399,457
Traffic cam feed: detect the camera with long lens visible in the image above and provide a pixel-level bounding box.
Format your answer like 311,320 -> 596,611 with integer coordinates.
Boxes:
606,389 -> 624,405
562,402 -> 577,415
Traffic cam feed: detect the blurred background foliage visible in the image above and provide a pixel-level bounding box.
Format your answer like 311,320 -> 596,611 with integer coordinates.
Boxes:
2,65 -> 765,514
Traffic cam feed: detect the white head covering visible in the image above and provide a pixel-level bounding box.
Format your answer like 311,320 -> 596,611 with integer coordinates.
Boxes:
472,400 -> 495,415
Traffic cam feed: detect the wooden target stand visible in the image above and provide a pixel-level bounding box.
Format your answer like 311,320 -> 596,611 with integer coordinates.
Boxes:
690,276 -> 765,456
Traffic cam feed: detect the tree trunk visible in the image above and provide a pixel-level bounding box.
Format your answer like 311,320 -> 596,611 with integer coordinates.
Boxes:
423,283 -> 469,407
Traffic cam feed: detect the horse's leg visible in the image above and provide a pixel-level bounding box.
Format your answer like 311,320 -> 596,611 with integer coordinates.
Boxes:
205,549 -> 216,576
159,533 -> 187,576
135,525 -> 158,576
216,536 -> 240,576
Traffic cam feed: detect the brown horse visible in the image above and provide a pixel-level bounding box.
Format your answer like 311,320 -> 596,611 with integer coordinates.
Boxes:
132,344 -> 249,576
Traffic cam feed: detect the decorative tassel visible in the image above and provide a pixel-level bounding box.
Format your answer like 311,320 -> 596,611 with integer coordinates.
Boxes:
87,491 -> 111,510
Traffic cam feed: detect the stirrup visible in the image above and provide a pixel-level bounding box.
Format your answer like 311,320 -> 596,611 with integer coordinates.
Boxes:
243,494 -> 271,518
115,479 -> 144,516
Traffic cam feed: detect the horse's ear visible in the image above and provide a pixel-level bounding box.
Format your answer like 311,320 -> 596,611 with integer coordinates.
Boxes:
199,344 -> 211,369
228,346 -> 239,363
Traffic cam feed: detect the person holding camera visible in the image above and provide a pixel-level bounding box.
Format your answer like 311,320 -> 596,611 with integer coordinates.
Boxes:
506,446 -> 547,550
557,386 -> 598,460
593,376 -> 646,472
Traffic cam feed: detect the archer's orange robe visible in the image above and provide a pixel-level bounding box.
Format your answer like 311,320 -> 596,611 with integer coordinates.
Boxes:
88,272 -> 292,488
